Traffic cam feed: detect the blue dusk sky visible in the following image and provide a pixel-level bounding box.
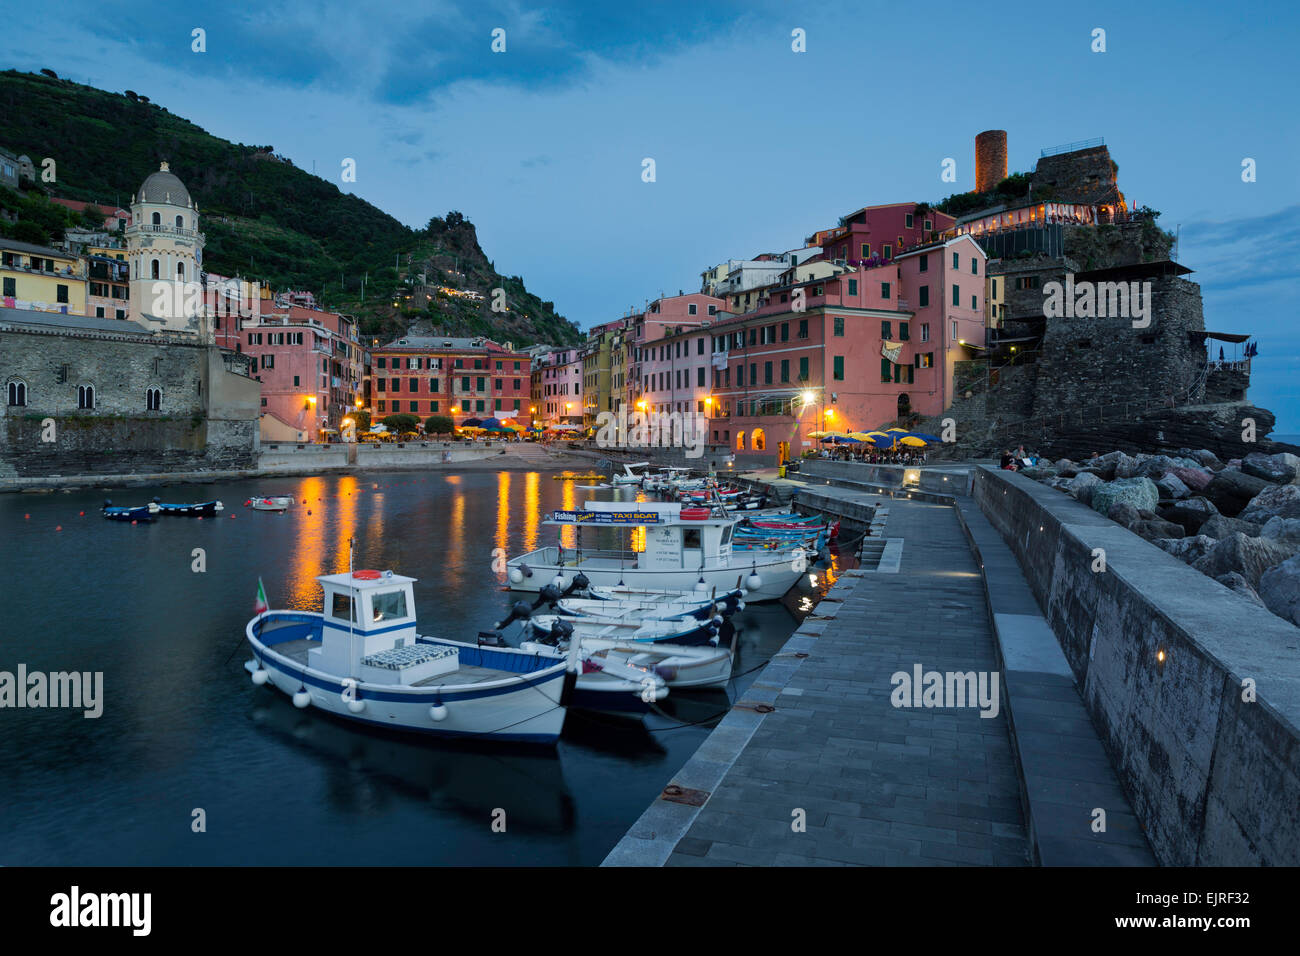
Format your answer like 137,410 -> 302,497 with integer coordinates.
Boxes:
9,0 -> 1299,429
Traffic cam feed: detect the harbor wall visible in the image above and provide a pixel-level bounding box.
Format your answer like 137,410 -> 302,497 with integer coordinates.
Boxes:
971,465 -> 1300,865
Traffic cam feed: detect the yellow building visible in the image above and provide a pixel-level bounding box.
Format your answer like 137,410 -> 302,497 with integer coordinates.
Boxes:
987,270 -> 1005,329
0,239 -> 88,314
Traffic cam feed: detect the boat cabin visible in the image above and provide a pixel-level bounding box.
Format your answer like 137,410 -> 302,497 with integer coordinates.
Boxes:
547,500 -> 736,570
309,571 -> 459,684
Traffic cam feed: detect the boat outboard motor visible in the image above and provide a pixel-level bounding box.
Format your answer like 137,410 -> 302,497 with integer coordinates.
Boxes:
494,600 -> 534,631
559,572 -> 590,598
550,618 -> 575,644
533,584 -> 563,609
717,618 -> 736,649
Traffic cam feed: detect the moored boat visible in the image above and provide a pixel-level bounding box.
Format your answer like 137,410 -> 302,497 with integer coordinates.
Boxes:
244,569 -> 585,743
245,496 -> 293,512
101,500 -> 153,523
149,497 -> 224,517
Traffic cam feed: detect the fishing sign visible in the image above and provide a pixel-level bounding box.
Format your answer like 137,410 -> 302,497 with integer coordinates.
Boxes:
549,510 -> 661,524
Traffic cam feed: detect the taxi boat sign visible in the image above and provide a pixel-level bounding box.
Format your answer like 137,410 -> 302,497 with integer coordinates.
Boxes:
548,510 -> 661,524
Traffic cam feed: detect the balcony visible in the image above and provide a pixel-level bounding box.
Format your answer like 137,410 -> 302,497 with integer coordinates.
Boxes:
126,223 -> 203,241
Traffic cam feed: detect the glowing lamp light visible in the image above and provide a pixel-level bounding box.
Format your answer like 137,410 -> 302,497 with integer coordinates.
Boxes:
802,390 -> 815,406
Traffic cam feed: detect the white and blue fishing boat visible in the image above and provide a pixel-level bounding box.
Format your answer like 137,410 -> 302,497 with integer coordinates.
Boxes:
101,500 -> 153,522
525,611 -> 720,647
505,500 -> 808,602
244,569 -> 585,744
556,586 -> 745,623
611,462 -> 650,486
149,496 -> 224,517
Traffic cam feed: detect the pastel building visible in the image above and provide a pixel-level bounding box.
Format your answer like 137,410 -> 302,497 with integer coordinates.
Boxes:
125,162 -> 205,334
812,202 -> 955,266
626,292 -> 724,413
370,335 -> 531,427
0,238 -> 87,314
535,346 -> 583,425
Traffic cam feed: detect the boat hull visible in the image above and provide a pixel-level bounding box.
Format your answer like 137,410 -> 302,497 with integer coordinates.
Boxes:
507,550 -> 806,602
150,500 -> 223,516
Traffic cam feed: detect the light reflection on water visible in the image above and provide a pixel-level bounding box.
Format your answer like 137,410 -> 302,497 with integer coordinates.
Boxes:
0,469 -> 853,865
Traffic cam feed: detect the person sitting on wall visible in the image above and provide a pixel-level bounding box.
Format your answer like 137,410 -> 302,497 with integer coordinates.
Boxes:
1001,450 -> 1018,471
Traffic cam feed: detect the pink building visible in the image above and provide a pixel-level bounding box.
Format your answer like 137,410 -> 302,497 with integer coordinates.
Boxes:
812,202 -> 956,267
535,346 -> 583,425
626,292 -> 724,413
626,235 -> 986,466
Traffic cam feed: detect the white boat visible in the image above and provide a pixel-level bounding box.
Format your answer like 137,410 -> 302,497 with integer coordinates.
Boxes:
245,495 -> 293,512
611,462 -> 650,485
527,612 -> 720,647
506,500 -> 808,602
524,637 -> 733,691
243,569 -> 587,744
643,467 -> 695,492
556,586 -> 745,622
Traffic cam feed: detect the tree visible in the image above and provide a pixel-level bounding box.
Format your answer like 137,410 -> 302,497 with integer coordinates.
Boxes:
425,414 -> 454,435
381,413 -> 420,433
352,409 -> 370,431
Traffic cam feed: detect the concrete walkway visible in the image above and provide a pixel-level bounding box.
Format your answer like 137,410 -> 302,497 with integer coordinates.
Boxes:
604,495 -> 1033,866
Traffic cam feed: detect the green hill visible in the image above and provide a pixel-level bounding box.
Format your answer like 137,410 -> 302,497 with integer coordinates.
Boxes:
0,68 -> 581,346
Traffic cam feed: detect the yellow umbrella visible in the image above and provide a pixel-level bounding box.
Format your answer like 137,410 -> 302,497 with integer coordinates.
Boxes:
896,435 -> 928,447
863,431 -> 891,438
884,427 -> 910,434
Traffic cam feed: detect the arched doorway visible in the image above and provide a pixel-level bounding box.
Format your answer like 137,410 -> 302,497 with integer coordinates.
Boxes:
897,394 -> 910,417
752,428 -> 766,451
736,431 -> 746,451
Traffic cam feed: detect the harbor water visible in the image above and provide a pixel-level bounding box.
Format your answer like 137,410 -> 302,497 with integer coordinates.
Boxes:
0,470 -> 853,865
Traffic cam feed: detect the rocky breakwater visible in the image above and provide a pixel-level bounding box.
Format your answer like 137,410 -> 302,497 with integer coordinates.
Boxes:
1020,449 -> 1300,628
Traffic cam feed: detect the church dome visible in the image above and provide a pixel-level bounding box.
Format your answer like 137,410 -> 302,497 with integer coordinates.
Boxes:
138,161 -> 192,207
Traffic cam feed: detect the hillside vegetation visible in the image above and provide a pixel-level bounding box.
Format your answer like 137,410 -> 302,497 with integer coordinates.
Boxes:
0,69 -> 581,346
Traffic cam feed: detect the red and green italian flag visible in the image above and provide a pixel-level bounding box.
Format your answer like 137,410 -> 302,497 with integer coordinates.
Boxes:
254,577 -> 269,615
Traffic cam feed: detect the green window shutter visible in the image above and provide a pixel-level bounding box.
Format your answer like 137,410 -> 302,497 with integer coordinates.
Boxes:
881,358 -> 891,382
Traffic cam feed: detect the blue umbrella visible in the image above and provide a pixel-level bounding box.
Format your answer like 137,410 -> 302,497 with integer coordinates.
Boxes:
906,432 -> 942,443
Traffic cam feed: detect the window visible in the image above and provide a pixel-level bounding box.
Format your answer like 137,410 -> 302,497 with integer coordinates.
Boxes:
476,400 -> 485,412
377,378 -> 385,392
881,282 -> 891,299
390,378 -> 400,392
749,363 -> 757,385
331,593 -> 356,622
861,243 -> 871,258
924,219 -> 932,231
737,365 -> 744,387
151,259 -> 159,279
2,277 -> 14,297
919,286 -> 929,307
883,244 -> 891,259
952,320 -> 959,340
697,338 -> 705,355
708,305 -> 717,315
952,252 -> 959,269
906,213 -> 914,228
921,323 -> 930,343
881,358 -> 892,383
461,399 -> 470,411
971,257 -> 978,275
56,284 -> 69,303
991,279 -> 998,298
378,357 -> 387,369
688,303 -> 697,315
378,400 -> 387,412
176,262 -> 185,280
799,356 -> 809,380
7,380 -> 27,406
477,377 -> 486,391
833,356 -> 844,381
881,321 -> 892,339
494,379 -> 503,391
77,384 -> 95,409
972,295 -> 978,310
431,401 -> 440,412
847,279 -> 858,296
697,367 -> 705,387
919,254 -> 928,273
952,284 -> 960,306
899,322 -> 909,342
780,322 -> 789,342
798,319 -> 808,339
152,212 -> 161,226
780,359 -> 789,382
764,361 -> 773,384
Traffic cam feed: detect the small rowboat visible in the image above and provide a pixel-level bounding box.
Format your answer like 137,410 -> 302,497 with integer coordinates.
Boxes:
245,496 -> 293,512
526,613 -> 720,647
149,497 -> 224,517
552,473 -> 606,481
102,501 -> 153,523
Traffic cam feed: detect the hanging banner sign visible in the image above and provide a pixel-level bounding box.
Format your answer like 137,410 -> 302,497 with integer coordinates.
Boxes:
881,340 -> 905,364
550,510 -> 660,524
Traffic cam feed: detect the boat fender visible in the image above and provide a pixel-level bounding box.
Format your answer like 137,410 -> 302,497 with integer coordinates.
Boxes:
292,686 -> 312,709
518,562 -> 533,579
747,572 -> 763,591
347,698 -> 366,714
251,666 -> 270,686
712,614 -> 725,626
551,575 -> 566,590
508,567 -> 524,584
429,698 -> 449,721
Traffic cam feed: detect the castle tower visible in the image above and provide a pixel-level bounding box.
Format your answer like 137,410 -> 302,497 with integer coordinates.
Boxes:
975,130 -> 1007,194
126,162 -> 206,335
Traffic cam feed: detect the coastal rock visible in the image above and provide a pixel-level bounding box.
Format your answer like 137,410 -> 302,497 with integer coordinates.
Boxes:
1155,472 -> 1191,500
1133,455 -> 1181,480
1054,458 -> 1078,478
1107,502 -> 1141,529
1259,556 -> 1300,626
1020,465 -> 1057,480
1092,477 -> 1159,517
1161,496 -> 1219,535
1154,535 -> 1218,565
1199,515 -> 1262,540
1067,472 -> 1103,505
1191,449 -> 1224,470
1241,451 -> 1300,484
1239,483 -> 1300,524
1086,451 -> 1133,481
1260,517 -> 1300,547
1192,533 -> 1297,590
1114,454 -> 1144,479
1215,572 -> 1266,607
1204,469 -> 1270,516
1170,466 -> 1213,492
1135,516 -> 1185,542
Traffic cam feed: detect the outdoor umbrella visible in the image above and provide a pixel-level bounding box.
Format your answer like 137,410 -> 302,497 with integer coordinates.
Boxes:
461,418 -> 484,427
896,435 -> 928,447
907,432 -> 942,443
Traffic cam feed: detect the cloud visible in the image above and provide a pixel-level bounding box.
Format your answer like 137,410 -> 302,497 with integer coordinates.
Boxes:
1178,204 -> 1300,293
521,155 -> 550,168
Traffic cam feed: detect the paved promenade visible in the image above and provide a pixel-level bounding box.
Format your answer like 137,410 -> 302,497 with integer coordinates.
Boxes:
604,495 -> 1033,866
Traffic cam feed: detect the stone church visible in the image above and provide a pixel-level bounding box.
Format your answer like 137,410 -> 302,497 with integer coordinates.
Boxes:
0,163 -> 260,485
